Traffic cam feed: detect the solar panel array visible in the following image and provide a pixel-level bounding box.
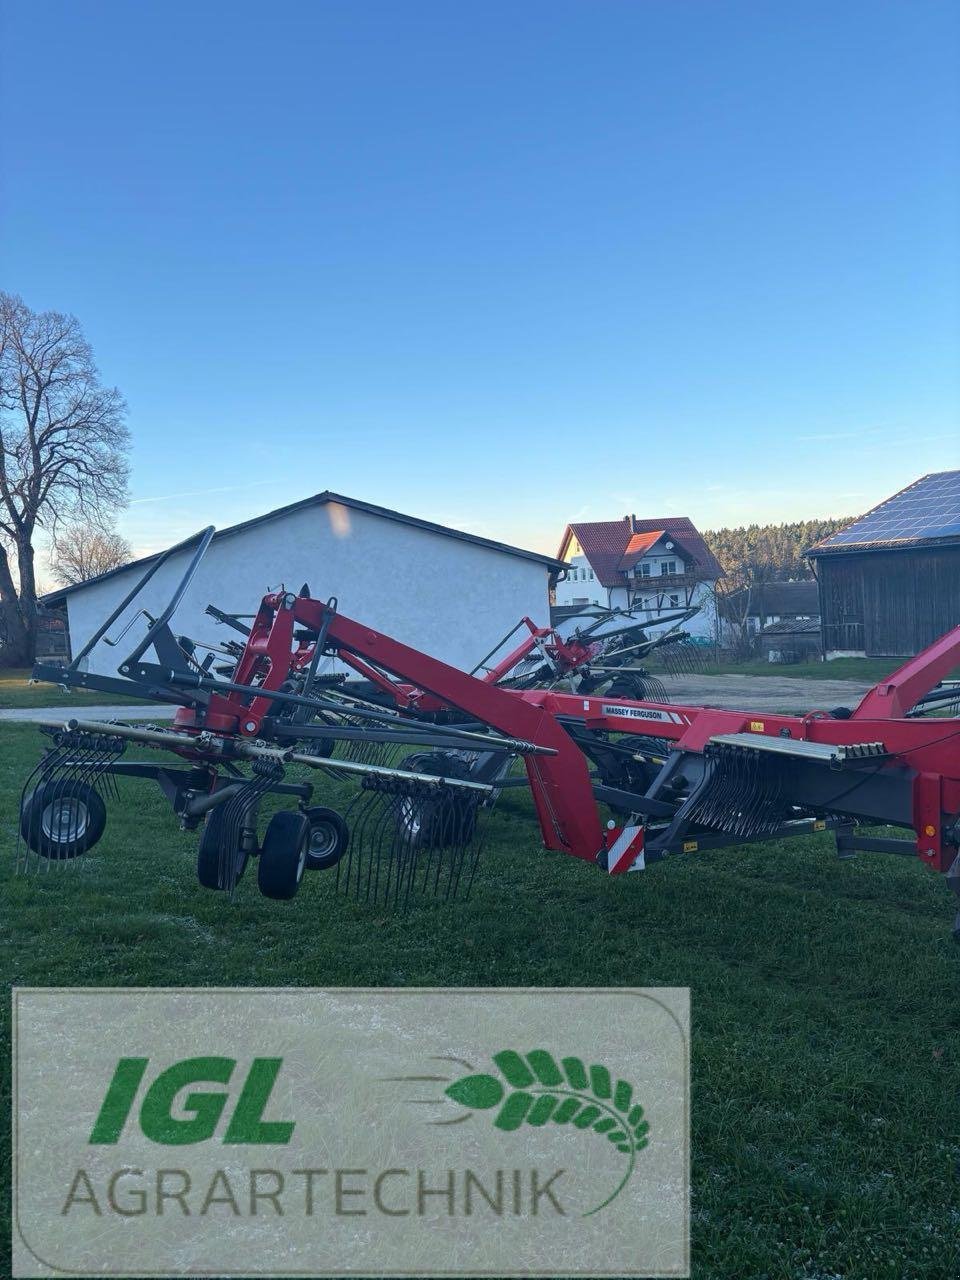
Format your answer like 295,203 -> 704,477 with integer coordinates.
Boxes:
815,471 -> 960,550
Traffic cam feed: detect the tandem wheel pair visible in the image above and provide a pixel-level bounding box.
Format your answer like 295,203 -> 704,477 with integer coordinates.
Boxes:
19,778 -> 349,903
196,805 -> 349,900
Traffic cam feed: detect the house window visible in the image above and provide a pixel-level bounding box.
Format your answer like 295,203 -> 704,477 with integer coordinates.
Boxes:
660,560 -> 678,576
637,562 -> 652,577
668,594 -> 680,607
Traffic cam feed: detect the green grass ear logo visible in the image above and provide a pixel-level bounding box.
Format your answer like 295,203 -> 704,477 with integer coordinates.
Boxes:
444,1050 -> 650,1216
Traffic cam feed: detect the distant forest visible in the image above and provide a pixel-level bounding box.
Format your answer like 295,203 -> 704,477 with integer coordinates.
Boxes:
702,518 -> 855,581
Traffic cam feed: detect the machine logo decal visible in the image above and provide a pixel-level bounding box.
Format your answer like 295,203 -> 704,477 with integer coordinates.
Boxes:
601,703 -> 689,724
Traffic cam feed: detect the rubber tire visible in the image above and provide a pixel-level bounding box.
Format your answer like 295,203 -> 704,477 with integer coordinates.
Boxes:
20,779 -> 107,860
196,805 -> 248,891
257,810 -> 310,900
395,752 -> 478,850
303,806 -> 349,871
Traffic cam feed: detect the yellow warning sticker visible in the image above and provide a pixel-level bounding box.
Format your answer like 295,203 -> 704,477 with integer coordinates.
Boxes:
682,840 -> 698,853
813,820 -> 826,831
749,721 -> 764,732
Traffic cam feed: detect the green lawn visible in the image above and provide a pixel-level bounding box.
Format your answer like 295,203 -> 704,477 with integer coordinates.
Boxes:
1,723 -> 959,1278
0,668 -> 145,709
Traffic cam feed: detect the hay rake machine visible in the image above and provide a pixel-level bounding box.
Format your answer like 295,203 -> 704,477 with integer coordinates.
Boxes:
465,603 -> 708,703
14,527 -> 960,935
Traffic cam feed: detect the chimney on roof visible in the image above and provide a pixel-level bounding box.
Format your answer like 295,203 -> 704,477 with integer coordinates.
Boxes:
631,513 -> 638,532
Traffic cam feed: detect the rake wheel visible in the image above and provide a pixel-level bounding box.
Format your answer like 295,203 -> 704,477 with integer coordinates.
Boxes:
197,805 -> 248,890
257,810 -> 310,900
20,779 -> 107,860
303,805 -> 349,871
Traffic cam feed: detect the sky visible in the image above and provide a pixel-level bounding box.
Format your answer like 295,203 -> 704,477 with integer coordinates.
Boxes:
1,0 -> 958,568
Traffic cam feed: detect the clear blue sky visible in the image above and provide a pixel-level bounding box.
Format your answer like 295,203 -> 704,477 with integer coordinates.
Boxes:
2,0 -> 957,566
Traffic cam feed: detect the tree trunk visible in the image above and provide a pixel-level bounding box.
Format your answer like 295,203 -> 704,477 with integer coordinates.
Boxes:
1,608 -> 34,666
0,543 -> 31,666
0,535 -> 38,667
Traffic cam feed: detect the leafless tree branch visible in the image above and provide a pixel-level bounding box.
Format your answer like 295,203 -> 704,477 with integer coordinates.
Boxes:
0,291 -> 129,662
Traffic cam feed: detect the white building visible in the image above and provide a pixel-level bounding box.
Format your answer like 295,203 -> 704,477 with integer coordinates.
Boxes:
555,515 -> 723,641
44,492 -> 564,678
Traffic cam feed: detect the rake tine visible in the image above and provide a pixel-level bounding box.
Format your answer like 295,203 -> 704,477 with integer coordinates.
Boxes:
15,740 -> 69,875
332,756 -> 493,914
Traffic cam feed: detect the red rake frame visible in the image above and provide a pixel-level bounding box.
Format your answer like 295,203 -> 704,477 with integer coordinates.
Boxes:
24,548 -> 960,927
154,589 -> 960,879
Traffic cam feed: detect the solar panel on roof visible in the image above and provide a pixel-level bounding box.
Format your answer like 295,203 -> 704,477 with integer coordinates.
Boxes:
816,471 -> 960,549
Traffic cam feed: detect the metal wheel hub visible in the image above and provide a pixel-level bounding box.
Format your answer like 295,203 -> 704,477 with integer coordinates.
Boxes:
40,799 -> 88,844
308,822 -> 337,857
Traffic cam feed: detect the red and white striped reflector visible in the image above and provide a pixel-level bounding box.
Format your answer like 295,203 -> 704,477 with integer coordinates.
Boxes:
606,825 -> 645,875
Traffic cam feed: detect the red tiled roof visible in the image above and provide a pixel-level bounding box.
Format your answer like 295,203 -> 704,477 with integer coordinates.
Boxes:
618,529 -> 665,569
561,516 -> 724,588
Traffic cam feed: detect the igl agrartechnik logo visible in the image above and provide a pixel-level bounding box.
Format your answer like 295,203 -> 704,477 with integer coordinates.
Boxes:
58,1048 -> 650,1221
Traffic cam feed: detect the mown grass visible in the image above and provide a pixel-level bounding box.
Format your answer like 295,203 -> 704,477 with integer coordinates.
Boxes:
0,667 -> 143,709
1,722 -> 959,1278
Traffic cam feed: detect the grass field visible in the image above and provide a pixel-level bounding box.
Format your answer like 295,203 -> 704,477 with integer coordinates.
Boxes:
2,722 -> 959,1278
0,668 -> 143,709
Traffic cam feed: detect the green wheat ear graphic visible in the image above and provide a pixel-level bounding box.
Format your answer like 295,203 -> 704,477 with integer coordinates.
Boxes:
444,1050 -> 650,1215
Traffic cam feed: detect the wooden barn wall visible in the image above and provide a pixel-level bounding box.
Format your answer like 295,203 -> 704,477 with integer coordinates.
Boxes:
817,548 -> 960,656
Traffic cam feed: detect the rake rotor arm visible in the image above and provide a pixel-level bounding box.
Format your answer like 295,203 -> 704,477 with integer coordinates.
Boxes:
852,625 -> 960,720
296,600 -> 606,860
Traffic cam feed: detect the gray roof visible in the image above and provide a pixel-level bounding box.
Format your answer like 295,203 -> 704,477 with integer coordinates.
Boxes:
43,490 -> 566,604
760,618 -> 821,635
808,471 -> 960,555
719,580 -> 820,620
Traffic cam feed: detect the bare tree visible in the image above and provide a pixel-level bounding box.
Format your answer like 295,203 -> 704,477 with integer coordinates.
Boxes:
51,522 -> 132,586
717,550 -> 779,661
0,293 -> 129,663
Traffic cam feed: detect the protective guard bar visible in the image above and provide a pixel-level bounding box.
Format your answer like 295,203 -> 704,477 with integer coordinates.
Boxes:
67,526 -> 216,673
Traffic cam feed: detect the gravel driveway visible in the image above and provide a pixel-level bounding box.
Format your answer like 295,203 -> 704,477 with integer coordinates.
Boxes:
656,673 -> 874,713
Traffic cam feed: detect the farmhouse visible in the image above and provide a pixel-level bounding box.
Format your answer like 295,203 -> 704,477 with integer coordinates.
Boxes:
43,492 -> 564,677
807,470 -> 960,658
555,514 -> 723,640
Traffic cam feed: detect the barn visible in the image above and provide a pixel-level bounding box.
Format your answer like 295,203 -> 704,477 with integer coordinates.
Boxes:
42,491 -> 564,677
807,470 -> 960,659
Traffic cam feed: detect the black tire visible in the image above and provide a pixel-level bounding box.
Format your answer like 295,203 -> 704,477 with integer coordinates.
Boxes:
196,804 -> 248,891
20,779 -> 107,860
257,810 -> 310,900
395,752 -> 478,850
303,806 -> 349,871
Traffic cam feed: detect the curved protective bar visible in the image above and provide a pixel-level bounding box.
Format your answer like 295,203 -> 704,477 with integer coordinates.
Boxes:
66,526 -> 216,673
121,526 -> 217,668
